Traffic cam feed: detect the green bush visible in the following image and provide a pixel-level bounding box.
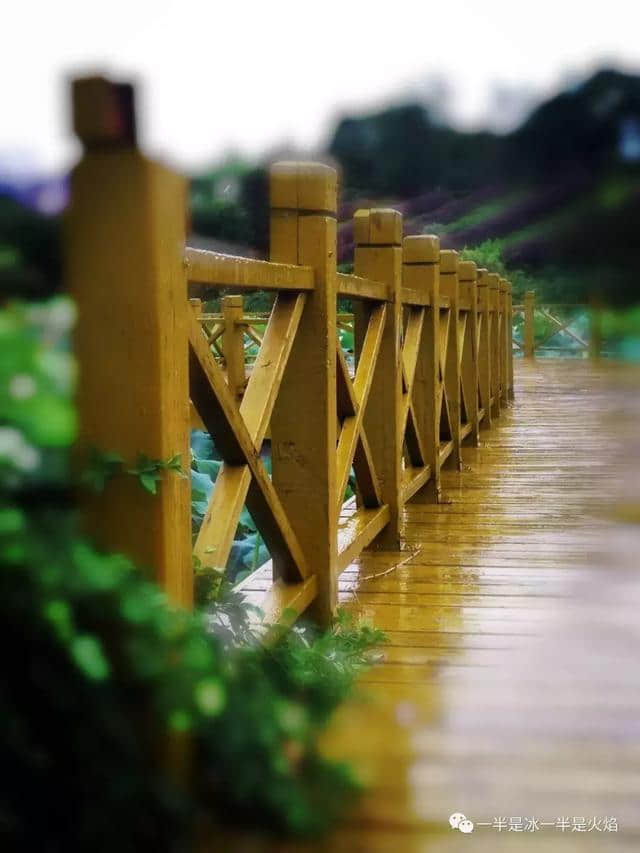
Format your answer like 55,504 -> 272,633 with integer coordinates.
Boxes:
0,299 -> 386,850
460,240 -> 586,303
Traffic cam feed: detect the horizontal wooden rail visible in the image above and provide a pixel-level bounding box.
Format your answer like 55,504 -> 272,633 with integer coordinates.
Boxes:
185,247 -> 315,291
337,272 -> 388,302
68,74 -> 514,629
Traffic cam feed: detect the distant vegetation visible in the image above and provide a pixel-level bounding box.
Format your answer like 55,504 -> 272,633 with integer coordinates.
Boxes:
329,69 -> 640,306
1,68 -> 639,306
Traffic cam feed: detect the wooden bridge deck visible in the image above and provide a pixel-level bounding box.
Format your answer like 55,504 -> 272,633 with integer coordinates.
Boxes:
230,359 -> 640,851
292,358 -> 640,852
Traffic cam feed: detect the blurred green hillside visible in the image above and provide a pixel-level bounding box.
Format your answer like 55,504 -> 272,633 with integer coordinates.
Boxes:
330,68 -> 640,306
1,68 -> 639,308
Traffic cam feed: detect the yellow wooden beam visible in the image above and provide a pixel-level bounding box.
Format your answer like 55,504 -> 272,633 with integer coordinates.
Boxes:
337,272 -> 389,302
269,162 -> 338,622
221,295 -> 246,403
488,272 -> 502,419
459,261 -> 480,446
185,247 -> 314,291
403,235 -> 441,503
440,250 -> 462,470
477,269 -> 492,429
68,76 -> 192,608
354,209 -> 404,548
337,505 -> 391,574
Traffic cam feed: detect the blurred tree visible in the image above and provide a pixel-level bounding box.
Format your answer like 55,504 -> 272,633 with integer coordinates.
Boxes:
0,197 -> 61,299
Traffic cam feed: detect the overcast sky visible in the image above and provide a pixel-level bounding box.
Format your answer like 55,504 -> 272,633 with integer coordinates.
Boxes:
4,0 -> 639,176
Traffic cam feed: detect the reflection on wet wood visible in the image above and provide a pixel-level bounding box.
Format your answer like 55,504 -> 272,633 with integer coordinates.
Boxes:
312,359 -> 640,852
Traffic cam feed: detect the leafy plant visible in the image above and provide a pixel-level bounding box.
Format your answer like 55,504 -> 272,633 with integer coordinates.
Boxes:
81,448 -> 188,495
1,503 -> 383,847
126,452 -> 187,495
0,297 -> 387,848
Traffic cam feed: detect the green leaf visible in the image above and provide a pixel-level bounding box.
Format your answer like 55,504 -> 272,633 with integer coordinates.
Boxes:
139,472 -> 158,494
194,677 -> 226,716
71,635 -> 111,681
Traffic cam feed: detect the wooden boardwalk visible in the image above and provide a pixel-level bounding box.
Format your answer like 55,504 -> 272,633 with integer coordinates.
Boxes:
68,83 -> 638,851
289,358 -> 639,851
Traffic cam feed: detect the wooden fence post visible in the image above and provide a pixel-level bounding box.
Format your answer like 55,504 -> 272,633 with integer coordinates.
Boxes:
269,162 -> 338,623
458,261 -> 480,446
67,76 -> 192,608
353,209 -> 403,548
221,295 -> 246,401
506,281 -> 515,399
488,273 -> 501,418
403,235 -> 441,501
477,269 -> 491,429
189,300 -> 207,431
499,278 -> 508,405
440,250 -> 462,469
524,290 -> 536,359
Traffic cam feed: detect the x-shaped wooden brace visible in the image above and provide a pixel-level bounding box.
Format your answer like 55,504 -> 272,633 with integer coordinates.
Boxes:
401,306 -> 428,469
538,308 -> 588,350
476,302 -> 486,357
505,306 -> 524,352
458,310 -> 472,428
189,293 -> 310,580
336,303 -> 386,513
438,305 -> 454,443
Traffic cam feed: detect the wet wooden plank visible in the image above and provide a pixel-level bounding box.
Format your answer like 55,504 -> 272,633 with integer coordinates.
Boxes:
316,360 -> 640,851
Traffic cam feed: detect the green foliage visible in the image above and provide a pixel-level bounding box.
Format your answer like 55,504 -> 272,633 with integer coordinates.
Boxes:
0,298 -> 75,447
438,191 -> 526,235
329,103 -> 501,194
460,239 -> 507,277
268,611 -> 386,723
189,163 -> 269,253
339,326 -> 354,356
193,560 -> 261,646
127,453 -> 187,495
1,505 -> 382,847
1,298 -> 386,847
81,448 -> 188,495
600,305 -> 640,338
0,298 -> 75,490
191,199 -> 253,244
0,195 -> 62,299
460,241 -> 588,304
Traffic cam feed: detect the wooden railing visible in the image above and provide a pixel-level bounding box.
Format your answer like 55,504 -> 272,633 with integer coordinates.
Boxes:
66,76 -> 514,626
514,291 -> 603,358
